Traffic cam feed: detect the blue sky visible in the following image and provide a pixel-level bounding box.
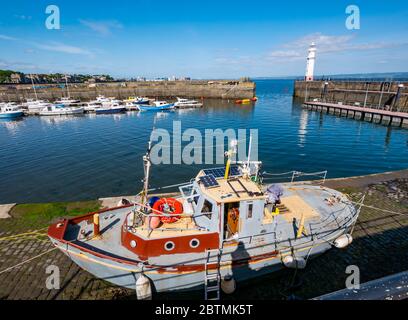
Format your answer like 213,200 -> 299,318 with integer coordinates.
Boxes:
0,0 -> 407,78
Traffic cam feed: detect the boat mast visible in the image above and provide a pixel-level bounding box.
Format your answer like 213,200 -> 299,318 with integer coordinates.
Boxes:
140,115 -> 158,204
30,74 -> 38,100
141,139 -> 152,204
65,75 -> 71,98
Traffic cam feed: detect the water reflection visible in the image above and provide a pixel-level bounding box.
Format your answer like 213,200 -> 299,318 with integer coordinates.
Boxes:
203,99 -> 255,118
1,79 -> 408,204
298,109 -> 309,147
0,118 -> 25,135
40,115 -> 84,125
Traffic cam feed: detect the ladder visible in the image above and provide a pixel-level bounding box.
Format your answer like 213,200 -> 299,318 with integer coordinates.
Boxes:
204,248 -> 222,300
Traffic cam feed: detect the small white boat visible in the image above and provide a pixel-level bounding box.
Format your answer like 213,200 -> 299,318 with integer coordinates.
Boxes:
54,97 -> 81,106
0,103 -> 24,119
174,97 -> 203,109
38,104 -> 84,116
90,95 -> 111,104
124,101 -> 140,111
21,99 -> 52,114
82,101 -> 102,112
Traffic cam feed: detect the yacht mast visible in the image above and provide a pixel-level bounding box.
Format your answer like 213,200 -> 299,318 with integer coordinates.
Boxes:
65,75 -> 71,98
30,74 -> 38,100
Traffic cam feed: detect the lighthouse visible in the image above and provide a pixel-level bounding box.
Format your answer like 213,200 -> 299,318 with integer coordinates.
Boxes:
305,42 -> 316,81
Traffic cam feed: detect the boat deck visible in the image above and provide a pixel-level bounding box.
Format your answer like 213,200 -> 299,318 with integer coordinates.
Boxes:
197,173 -> 266,203
64,206 -> 140,261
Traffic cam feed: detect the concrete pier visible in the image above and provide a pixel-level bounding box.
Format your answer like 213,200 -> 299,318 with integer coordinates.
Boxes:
294,80 -> 408,113
0,79 -> 256,102
303,101 -> 408,128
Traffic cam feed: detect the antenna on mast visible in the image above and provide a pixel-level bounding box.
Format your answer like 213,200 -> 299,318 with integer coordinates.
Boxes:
224,139 -> 238,180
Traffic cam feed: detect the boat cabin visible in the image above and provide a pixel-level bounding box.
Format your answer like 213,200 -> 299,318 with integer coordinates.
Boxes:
121,165 -> 276,259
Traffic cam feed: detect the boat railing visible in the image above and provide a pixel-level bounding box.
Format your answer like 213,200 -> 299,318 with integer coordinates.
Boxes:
309,194 -> 364,239
123,202 -> 210,238
262,170 -> 328,184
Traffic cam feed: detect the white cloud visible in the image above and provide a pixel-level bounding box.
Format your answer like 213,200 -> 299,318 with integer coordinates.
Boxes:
79,19 -> 123,36
0,33 -> 93,57
35,42 -> 93,56
0,59 -> 39,70
263,32 -> 408,63
0,34 -> 17,41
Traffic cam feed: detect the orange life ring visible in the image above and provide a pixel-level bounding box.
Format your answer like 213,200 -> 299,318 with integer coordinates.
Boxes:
152,198 -> 183,223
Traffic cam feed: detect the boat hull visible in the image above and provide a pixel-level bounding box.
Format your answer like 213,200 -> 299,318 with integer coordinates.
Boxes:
95,107 -> 126,114
39,108 -> 84,116
49,234 -> 335,293
138,104 -> 175,111
0,111 -> 24,119
175,103 -> 203,109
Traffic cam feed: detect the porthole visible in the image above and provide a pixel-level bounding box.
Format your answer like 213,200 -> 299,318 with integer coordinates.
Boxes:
189,238 -> 200,248
165,241 -> 175,251
130,240 -> 137,248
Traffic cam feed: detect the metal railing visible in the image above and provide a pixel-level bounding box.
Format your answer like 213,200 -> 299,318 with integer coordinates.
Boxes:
262,170 -> 328,184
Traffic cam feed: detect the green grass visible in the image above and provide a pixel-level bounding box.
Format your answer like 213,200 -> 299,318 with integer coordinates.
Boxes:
0,200 -> 101,234
11,201 -> 101,223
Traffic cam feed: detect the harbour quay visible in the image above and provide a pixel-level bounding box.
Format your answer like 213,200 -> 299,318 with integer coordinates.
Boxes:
294,80 -> 408,127
0,79 -> 256,102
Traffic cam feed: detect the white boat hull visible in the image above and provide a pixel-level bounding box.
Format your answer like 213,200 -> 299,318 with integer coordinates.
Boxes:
39,107 -> 84,116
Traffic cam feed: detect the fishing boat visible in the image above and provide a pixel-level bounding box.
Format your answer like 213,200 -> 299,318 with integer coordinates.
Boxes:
21,99 -> 52,115
138,101 -> 175,111
174,97 -> 203,109
82,101 -> 102,113
95,101 -> 126,114
38,104 -> 84,116
124,101 -> 140,111
0,103 -> 24,119
93,95 -> 111,103
54,97 -> 81,106
48,136 -> 362,299
123,97 -> 150,105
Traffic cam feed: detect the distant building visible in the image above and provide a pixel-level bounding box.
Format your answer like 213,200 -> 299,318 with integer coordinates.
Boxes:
10,73 -> 22,83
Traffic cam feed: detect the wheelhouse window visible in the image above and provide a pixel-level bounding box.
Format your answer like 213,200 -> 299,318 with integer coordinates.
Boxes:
247,203 -> 253,219
202,199 -> 213,219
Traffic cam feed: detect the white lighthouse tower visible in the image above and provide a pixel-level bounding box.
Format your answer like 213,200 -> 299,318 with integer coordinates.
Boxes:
305,42 -> 316,81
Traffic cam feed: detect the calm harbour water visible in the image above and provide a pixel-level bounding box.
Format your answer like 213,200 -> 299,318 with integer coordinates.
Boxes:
1,79 -> 407,204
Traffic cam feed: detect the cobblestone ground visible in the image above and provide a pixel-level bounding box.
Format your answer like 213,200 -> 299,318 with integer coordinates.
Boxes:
1,176 -> 407,300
